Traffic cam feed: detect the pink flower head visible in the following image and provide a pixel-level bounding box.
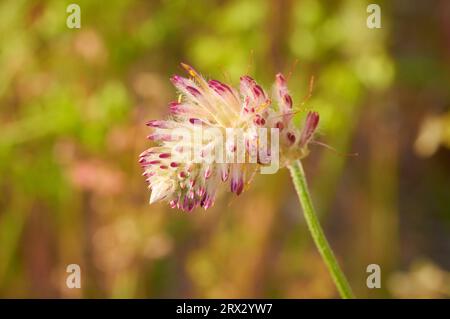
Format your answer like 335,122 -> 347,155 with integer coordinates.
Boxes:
140,63 -> 319,211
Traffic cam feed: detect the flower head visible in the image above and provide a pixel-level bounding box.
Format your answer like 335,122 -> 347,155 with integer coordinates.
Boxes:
140,63 -> 319,211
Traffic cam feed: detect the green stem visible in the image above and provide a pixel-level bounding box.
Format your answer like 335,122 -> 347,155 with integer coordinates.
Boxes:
288,160 -> 354,299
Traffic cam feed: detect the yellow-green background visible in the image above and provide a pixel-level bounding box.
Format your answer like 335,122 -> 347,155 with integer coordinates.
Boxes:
1,0 -> 449,298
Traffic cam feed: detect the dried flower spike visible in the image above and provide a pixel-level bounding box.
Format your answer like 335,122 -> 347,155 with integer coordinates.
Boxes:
140,63 -> 319,211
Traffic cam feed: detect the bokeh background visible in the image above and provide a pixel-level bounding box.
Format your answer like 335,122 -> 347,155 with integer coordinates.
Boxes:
1,0 -> 449,298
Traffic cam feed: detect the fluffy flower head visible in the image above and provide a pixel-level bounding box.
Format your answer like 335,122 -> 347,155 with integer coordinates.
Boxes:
140,63 -> 319,211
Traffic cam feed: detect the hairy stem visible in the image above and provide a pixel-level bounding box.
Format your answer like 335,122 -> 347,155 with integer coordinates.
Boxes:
288,160 -> 354,299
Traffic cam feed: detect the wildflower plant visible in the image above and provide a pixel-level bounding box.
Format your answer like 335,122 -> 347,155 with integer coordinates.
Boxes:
140,64 -> 354,298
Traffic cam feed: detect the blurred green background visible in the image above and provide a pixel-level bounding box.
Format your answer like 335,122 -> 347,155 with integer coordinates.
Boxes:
0,0 -> 449,298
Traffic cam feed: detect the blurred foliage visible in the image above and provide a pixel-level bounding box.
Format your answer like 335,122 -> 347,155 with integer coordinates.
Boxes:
0,0 -> 449,298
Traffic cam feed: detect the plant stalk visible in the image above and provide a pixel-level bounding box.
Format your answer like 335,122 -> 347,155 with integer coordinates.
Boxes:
288,160 -> 354,299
